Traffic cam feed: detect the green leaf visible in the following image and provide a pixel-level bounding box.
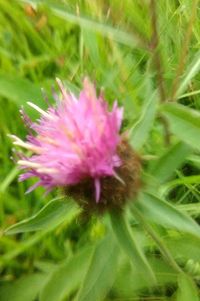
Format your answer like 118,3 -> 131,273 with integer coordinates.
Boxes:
0,73 -> 43,108
166,234 -> 200,263
188,154 -> 200,169
40,247 -> 93,301
178,203 -> 200,217
162,175 -> 200,195
162,103 -> 200,150
176,274 -> 199,301
0,232 -> 47,265
0,273 -> 47,301
76,233 -> 119,301
113,257 -> 177,298
22,0 -> 141,49
5,197 -> 80,234
129,95 -> 158,150
178,89 -> 200,100
150,142 -> 191,183
175,51 -> 200,98
110,210 -> 156,285
134,193 -> 200,238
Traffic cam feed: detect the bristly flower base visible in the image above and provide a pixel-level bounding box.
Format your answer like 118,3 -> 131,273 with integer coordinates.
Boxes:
65,140 -> 141,215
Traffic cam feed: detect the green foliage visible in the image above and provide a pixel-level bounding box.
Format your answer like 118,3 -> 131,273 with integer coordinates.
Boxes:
0,0 -> 200,300
135,193 -> 200,238
162,103 -> 200,150
76,234 -> 119,301
150,142 -> 191,183
129,94 -> 158,150
5,197 -> 80,234
0,74 -> 43,108
0,273 -> 47,301
175,51 -> 200,98
40,246 -> 94,301
176,273 -> 199,301
110,209 -> 156,285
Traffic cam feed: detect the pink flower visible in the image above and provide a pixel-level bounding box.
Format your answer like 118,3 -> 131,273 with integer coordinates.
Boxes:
10,78 -> 123,202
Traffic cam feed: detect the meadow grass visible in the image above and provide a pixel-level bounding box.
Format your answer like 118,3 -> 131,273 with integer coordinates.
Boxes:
0,1 -> 200,300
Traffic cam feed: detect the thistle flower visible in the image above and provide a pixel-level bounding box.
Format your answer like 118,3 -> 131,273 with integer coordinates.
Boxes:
10,78 -> 140,212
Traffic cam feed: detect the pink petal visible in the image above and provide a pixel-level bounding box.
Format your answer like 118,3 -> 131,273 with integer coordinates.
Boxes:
12,78 -> 124,200
94,178 -> 101,203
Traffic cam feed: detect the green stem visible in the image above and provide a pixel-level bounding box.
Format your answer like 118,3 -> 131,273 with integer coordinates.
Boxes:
132,206 -> 183,274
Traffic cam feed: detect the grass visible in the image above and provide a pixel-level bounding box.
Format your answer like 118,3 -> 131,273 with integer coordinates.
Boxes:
0,0 -> 200,300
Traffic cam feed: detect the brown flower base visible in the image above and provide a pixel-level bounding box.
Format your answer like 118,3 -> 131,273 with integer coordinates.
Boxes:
64,140 -> 141,215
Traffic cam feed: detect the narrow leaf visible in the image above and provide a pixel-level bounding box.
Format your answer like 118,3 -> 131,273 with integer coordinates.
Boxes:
166,234 -> 200,263
176,273 -> 199,301
162,103 -> 200,150
21,0 -> 142,48
113,257 -> 177,298
5,197 -> 80,234
135,193 -> 200,238
175,51 -> 200,97
110,210 -> 156,285
129,96 -> 158,150
0,273 -> 47,301
76,234 -> 119,301
188,154 -> 200,169
0,73 -> 42,108
40,247 -> 93,301
150,142 -> 191,183
162,175 -> 200,194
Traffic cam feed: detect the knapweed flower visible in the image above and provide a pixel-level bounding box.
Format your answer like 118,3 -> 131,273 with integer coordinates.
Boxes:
10,78 -> 140,213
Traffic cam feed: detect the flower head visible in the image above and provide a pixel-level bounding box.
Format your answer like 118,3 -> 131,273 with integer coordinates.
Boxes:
11,78 -> 124,203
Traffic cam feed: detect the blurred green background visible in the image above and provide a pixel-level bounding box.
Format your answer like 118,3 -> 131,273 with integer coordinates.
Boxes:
0,1 -> 200,300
